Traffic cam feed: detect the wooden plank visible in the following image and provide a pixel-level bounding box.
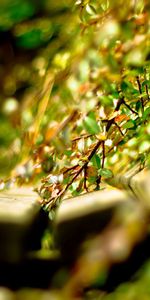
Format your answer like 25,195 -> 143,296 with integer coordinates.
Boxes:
130,168 -> 150,209
106,162 -> 150,210
54,188 -> 138,261
0,188 -> 48,263
107,162 -> 142,190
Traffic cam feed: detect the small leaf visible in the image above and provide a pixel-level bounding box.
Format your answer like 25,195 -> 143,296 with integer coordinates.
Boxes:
87,166 -> 97,177
142,80 -> 150,88
121,81 -> 129,91
87,176 -> 97,183
136,100 -> 142,112
70,181 -> 81,196
91,154 -> 101,169
142,107 -> 150,121
83,113 -> 100,134
96,133 -> 107,141
101,0 -> 109,11
64,150 -> 72,157
85,4 -> 97,15
123,120 -> 135,129
98,168 -> 113,178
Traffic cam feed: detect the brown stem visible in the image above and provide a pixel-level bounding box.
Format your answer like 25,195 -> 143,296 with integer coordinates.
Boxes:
48,140 -> 102,207
96,141 -> 105,189
136,75 -> 144,113
123,101 -> 138,115
145,83 -> 150,101
144,68 -> 150,101
63,164 -> 79,174
116,93 -> 138,115
72,134 -> 93,142
63,140 -> 101,192
84,165 -> 88,192
106,118 -> 115,132
107,137 -> 123,154
115,96 -> 125,111
102,141 -> 105,168
114,122 -> 124,136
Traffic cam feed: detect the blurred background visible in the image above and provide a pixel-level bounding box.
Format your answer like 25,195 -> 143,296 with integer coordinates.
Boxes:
0,0 -> 77,178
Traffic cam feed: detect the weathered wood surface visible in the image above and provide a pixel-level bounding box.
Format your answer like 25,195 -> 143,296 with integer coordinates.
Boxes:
130,168 -> 150,209
0,167 -> 150,291
107,164 -> 150,210
54,187 -> 146,261
106,162 -> 143,190
53,166 -> 150,294
0,187 -> 48,263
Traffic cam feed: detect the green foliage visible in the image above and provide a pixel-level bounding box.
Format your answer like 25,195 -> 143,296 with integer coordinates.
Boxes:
98,168 -> 113,178
0,1 -> 150,298
91,154 -> 101,169
83,112 -> 100,134
15,20 -> 53,49
0,0 -> 36,30
0,0 -> 149,204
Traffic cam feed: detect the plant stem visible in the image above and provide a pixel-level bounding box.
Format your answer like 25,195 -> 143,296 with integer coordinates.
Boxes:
114,122 -> 124,136
84,165 -> 88,191
136,75 -> 144,113
96,141 -> 105,189
123,100 -> 138,115
49,140 -> 102,207
144,68 -> 150,101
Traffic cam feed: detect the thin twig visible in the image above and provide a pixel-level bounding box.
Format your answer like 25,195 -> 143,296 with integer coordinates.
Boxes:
101,142 -> 105,168
136,75 -> 144,113
49,140 -> 101,207
62,140 -> 101,194
114,122 -> 124,136
115,95 -> 125,111
123,101 -> 138,115
144,68 -> 150,101
106,118 -> 115,132
72,134 -> 93,142
116,93 -> 138,115
145,83 -> 150,101
84,165 -> 88,192
96,141 -> 105,189
63,164 -> 79,174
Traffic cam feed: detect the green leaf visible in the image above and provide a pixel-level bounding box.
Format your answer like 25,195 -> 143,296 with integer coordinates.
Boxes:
87,176 -> 97,183
100,95 -> 113,106
83,114 -> 100,134
91,154 -> 101,169
136,100 -> 142,112
64,150 -> 72,157
101,0 -> 109,11
142,80 -> 150,88
98,168 -> 113,178
0,0 -> 36,30
70,181 -> 82,196
15,20 -> 53,49
123,120 -> 135,129
142,107 -> 150,121
85,4 -> 97,15
121,81 -> 129,91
